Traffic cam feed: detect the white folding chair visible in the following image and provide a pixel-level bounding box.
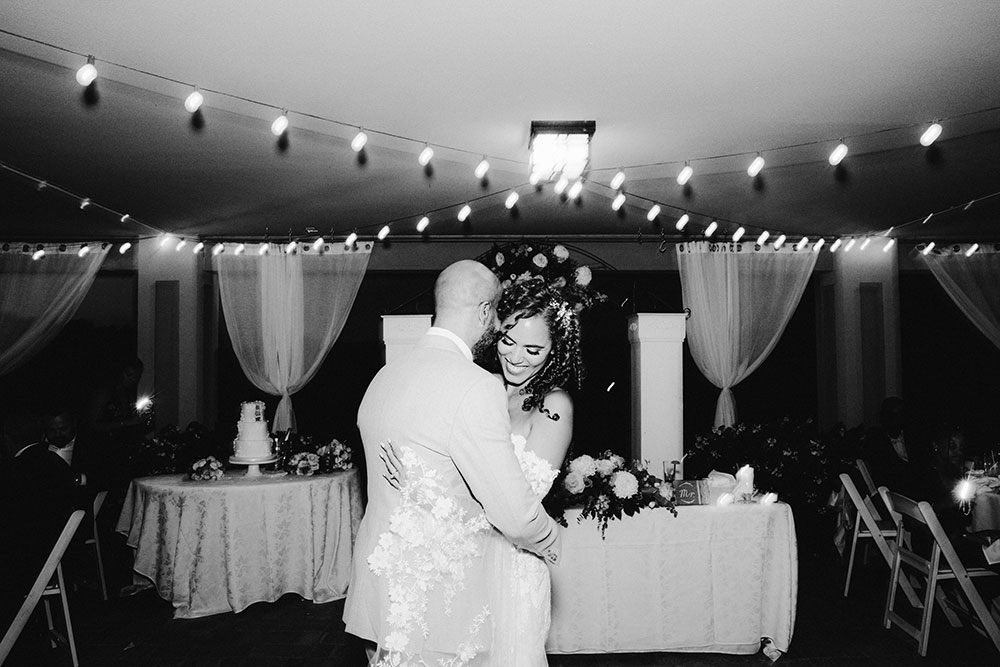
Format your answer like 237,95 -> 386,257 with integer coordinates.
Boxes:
839,473 -> 922,607
0,509 -> 85,667
883,490 -> 1000,656
83,490 -> 109,601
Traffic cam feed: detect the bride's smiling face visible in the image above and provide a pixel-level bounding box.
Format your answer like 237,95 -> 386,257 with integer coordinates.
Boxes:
497,314 -> 552,387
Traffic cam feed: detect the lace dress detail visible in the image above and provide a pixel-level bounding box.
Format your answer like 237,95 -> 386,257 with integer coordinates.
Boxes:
488,434 -> 559,666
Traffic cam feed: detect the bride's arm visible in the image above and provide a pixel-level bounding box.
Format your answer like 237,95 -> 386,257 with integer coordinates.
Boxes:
524,389 -> 573,470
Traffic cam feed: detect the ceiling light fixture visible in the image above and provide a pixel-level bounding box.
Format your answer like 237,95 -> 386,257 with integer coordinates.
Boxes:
828,142 -> 849,166
351,129 -> 368,152
965,243 -> 978,257
475,157 -> 490,180
79,198 -> 91,210
185,88 -> 204,113
212,243 -> 225,256
457,204 -> 472,222
175,239 -> 187,252
192,241 -> 205,254
882,238 -> 896,253
774,234 -> 787,249
813,238 -> 826,252
732,226 -> 745,242
312,237 -> 324,250
920,123 -> 942,147
844,238 -> 856,252
610,170 -> 625,190
234,243 -> 245,255
344,231 -> 358,247
704,220 -> 718,237
646,205 -> 661,221
285,241 -> 297,254
553,176 -> 569,195
78,244 -> 90,258
32,246 -> 45,261
921,241 -> 936,255
416,216 -> 430,232
529,120 -> 596,182
860,238 -> 872,251
271,111 -> 289,137
612,192 -> 626,211
418,145 -> 434,166
377,225 -> 390,241
76,56 -> 97,86
567,180 -> 584,199
258,243 -> 268,255
795,237 -> 809,251
829,238 -> 842,252
119,242 -> 132,254
675,214 -> 690,231
756,231 -> 769,245
676,164 -> 693,185
747,155 -> 765,177
505,191 -> 519,209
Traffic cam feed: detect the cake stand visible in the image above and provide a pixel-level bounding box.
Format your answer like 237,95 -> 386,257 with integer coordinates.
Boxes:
229,455 -> 279,477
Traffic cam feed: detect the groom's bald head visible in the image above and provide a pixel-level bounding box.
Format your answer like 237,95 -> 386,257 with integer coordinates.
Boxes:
434,260 -> 500,313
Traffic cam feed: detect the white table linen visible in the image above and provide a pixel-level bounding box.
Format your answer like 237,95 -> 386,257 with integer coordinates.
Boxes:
547,502 -> 797,656
116,469 -> 362,619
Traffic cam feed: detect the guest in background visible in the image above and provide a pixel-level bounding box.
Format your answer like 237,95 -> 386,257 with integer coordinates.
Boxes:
85,357 -> 152,492
864,396 -> 931,498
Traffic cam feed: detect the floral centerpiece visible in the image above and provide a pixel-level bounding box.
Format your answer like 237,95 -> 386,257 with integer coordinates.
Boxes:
286,451 -> 321,476
480,241 -> 606,312
274,431 -> 354,474
189,455 -> 225,481
544,450 -> 677,537
317,438 -> 354,472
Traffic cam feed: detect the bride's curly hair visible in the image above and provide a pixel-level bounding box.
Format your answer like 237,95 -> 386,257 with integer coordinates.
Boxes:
495,279 -> 586,420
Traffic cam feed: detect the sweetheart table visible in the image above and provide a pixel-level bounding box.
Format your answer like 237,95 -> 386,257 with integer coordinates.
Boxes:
547,502 -> 797,657
116,469 -> 362,619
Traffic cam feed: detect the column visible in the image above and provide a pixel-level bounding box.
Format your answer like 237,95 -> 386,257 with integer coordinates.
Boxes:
381,314 -> 431,365
628,313 -> 687,476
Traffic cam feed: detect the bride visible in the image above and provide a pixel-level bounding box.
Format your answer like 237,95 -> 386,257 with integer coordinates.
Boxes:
382,275 -> 589,666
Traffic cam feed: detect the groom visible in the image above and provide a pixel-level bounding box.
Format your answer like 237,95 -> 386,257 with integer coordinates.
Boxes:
345,259 -> 561,663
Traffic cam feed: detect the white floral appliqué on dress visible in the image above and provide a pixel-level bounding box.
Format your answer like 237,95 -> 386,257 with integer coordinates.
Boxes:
368,447 -> 492,667
487,433 -> 559,667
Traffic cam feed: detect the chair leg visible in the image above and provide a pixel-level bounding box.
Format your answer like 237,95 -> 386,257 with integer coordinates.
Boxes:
844,523 -> 861,597
917,571 -> 938,657
43,598 -> 56,649
884,554 -> 901,629
954,574 -> 1000,652
55,564 -> 79,667
92,520 -> 108,601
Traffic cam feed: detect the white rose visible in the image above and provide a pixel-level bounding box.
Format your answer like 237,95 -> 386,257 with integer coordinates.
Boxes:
609,454 -> 625,470
564,471 -> 586,494
595,459 -> 615,476
532,253 -> 548,268
611,471 -> 639,499
575,265 -> 592,286
658,482 -> 674,501
568,454 -> 597,478
517,271 -> 533,283
553,245 -> 569,262
495,252 -> 505,267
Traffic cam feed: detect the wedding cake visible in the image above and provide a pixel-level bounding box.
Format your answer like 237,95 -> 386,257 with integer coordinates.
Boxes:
232,401 -> 274,461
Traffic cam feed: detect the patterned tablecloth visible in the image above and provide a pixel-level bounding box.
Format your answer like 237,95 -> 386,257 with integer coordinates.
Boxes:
547,502 -> 797,657
971,491 -> 1000,533
116,469 -> 363,619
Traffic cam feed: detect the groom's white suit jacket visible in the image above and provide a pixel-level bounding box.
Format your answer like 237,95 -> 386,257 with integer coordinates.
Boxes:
344,328 -> 561,656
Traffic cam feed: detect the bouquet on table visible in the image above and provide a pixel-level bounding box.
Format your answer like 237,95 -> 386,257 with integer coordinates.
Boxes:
274,431 -> 354,475
544,450 -> 677,538
189,456 -> 225,481
316,438 -> 354,473
286,451 -> 320,476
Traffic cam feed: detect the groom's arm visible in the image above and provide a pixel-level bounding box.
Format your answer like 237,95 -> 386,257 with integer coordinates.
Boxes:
450,375 -> 561,564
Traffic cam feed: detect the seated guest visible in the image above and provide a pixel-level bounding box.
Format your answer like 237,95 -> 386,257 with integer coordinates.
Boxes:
864,396 -> 932,498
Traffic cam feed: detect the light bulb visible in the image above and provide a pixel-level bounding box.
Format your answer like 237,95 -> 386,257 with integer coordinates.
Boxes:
235,243 -> 245,255
677,165 -> 693,185
120,214 -> 130,224
457,204 -> 472,222
920,123 -> 942,147
271,112 -> 289,137
921,241 -> 936,255
32,248 -> 45,261
882,238 -> 896,253
554,177 -> 569,195
351,130 -> 368,152
475,158 -> 490,180
568,180 -> 583,199
922,213 -> 934,224
418,145 -> 434,166
416,216 -> 430,232
76,58 -> 97,86
646,205 -> 661,221
747,155 -> 765,177
704,221 -> 718,237
675,214 -> 690,231
612,193 -> 626,211
285,241 -> 297,254
844,239 -> 856,252
774,234 -> 787,249
80,198 -> 91,210
829,142 -> 848,166
312,237 -> 324,250
965,243 -> 979,257
344,231 -> 358,247
505,191 -> 519,209
175,239 -> 187,252
732,226 -> 745,242
813,238 -> 826,252
610,170 -> 626,190
185,89 -> 204,113
78,244 -> 91,258
829,239 -> 842,252
528,171 -> 542,186
258,243 -> 269,255
860,238 -> 872,251
118,242 -> 132,255
761,492 -> 778,505
377,225 -> 390,241
756,231 -> 770,245
212,243 -> 225,256
192,241 -> 204,254
159,234 -> 172,247
795,237 -> 809,251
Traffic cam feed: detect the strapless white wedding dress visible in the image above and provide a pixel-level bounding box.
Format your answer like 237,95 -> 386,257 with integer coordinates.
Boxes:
488,433 -> 560,666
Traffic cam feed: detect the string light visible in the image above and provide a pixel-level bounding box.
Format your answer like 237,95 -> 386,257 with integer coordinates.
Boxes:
610,170 -> 626,190
270,111 -> 289,137
79,198 -> 91,210
258,243 -> 268,255
965,243 -> 979,257
920,123 -> 942,147
175,239 -> 187,251
344,231 -> 358,247
528,171 -> 542,186
504,191 -> 519,209
457,204 -> 472,222
78,244 -> 90,258
860,238 -> 872,250
312,237 -> 324,250
377,225 -> 390,241
159,234 -> 172,247
416,216 -> 430,232
675,214 -> 690,231
212,242 -> 225,256
32,246 -> 45,261
921,241 -> 936,255
75,56 -> 97,86
567,180 -> 583,199
646,204 -> 661,221
192,241 -> 205,254
829,142 -> 849,166
922,213 -> 934,224
418,145 -> 434,166
677,164 -> 693,185
732,226 -> 745,242
553,176 -> 569,195
118,242 -> 132,254
120,214 -> 130,224
351,130 -> 368,152
704,221 -> 718,237
747,154 -> 765,177
829,238 -> 842,252
234,243 -> 245,255
795,237 -> 809,251
812,238 -> 826,252
184,89 -> 204,113
774,234 -> 787,249
612,192 -> 626,211
882,238 -> 896,253
756,231 -> 770,245
844,238 -> 856,252
475,158 -> 490,180
285,240 -> 297,254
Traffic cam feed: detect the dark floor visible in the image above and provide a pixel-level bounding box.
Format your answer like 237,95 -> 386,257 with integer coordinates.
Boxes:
4,535 -> 999,666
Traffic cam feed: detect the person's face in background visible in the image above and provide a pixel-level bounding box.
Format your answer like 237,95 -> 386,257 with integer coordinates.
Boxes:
43,413 -> 76,449
120,364 -> 142,389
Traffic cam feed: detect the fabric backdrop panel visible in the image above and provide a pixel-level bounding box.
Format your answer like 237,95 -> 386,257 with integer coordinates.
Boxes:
677,241 -> 817,427
921,244 -> 1000,350
0,244 -> 109,375
216,244 -> 371,431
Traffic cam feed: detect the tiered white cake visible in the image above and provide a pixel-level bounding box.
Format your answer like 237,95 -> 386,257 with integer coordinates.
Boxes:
232,401 -> 274,461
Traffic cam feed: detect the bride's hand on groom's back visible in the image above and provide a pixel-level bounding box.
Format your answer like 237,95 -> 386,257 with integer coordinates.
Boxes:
380,439 -> 404,490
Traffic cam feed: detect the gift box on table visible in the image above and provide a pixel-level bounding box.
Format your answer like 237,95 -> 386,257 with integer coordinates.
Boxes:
673,470 -> 738,505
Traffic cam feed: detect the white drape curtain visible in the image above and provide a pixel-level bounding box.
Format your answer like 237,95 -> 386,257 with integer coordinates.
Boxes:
920,244 -> 1000,350
0,245 -> 109,375
215,245 -> 371,431
677,241 -> 818,427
